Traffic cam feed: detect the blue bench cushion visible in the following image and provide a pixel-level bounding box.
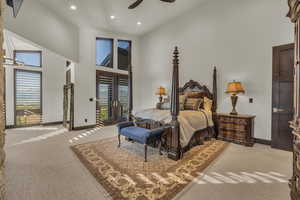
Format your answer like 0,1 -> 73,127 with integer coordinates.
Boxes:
120,126 -> 151,144
117,121 -> 135,133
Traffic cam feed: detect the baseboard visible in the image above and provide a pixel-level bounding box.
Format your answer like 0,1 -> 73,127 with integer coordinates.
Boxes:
5,125 -> 15,129
5,124 -> 41,129
42,121 -> 63,126
6,121 -> 63,129
254,138 -> 271,145
73,124 -> 96,131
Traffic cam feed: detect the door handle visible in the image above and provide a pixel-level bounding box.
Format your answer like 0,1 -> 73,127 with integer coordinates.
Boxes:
113,100 -> 120,108
273,108 -> 285,113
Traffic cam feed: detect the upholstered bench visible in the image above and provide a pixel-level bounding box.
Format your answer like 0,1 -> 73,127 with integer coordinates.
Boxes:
117,121 -> 165,162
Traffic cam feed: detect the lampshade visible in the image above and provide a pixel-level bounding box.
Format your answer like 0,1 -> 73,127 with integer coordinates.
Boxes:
155,87 -> 166,96
226,81 -> 245,94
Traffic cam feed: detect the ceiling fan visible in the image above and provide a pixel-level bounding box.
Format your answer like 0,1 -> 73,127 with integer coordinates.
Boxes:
128,0 -> 176,9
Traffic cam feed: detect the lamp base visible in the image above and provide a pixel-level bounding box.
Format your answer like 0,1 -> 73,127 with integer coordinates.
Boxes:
230,94 -> 238,116
159,95 -> 163,103
230,111 -> 238,115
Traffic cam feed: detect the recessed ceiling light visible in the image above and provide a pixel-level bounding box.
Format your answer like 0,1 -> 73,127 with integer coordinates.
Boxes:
137,21 -> 142,26
70,5 -> 77,10
110,15 -> 116,20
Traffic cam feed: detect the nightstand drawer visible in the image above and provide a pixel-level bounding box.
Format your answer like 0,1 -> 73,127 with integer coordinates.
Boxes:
218,116 -> 248,125
219,129 -> 246,139
219,123 -> 246,132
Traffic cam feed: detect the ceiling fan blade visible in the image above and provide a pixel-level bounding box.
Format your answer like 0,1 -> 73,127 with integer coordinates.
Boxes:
128,0 -> 144,9
160,0 -> 176,3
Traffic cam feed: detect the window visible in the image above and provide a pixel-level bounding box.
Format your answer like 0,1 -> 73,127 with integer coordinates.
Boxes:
15,69 -> 42,126
96,38 -> 113,68
118,40 -> 131,71
14,50 -> 42,67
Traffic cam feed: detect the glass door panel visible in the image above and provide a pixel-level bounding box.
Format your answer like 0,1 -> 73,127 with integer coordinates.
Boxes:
15,69 -> 42,126
96,71 -> 128,125
117,75 -> 129,121
96,72 -> 114,125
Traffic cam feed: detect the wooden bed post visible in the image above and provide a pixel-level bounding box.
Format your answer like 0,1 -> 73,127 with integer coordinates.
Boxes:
128,64 -> 133,121
168,47 -> 180,161
0,0 -> 5,198
212,66 -> 217,113
212,67 -> 218,137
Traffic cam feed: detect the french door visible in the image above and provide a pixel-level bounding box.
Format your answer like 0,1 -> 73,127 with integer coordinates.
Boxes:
96,71 -> 129,125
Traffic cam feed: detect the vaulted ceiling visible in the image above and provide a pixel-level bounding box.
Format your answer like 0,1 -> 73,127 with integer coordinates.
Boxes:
36,0 -> 207,35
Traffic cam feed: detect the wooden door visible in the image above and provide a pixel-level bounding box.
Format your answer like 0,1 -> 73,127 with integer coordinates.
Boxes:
272,43 -> 294,151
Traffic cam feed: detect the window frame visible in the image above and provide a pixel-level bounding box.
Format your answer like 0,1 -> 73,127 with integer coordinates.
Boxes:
13,50 -> 42,67
96,37 -> 114,68
117,39 -> 132,71
14,69 -> 43,127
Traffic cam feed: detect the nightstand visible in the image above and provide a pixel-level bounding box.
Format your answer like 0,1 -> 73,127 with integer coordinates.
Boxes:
217,113 -> 256,147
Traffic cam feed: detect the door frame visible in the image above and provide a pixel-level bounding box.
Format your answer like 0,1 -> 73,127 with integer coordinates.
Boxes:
271,43 -> 294,150
63,83 -> 74,130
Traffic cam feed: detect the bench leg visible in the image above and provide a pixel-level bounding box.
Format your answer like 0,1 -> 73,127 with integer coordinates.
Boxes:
158,140 -> 163,155
118,134 -> 121,148
144,144 -> 147,162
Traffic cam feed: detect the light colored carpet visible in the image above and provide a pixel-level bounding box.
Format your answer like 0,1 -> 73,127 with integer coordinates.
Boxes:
4,125 -> 293,200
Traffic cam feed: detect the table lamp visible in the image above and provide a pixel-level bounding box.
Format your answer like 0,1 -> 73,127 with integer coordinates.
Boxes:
155,87 -> 166,103
226,81 -> 245,115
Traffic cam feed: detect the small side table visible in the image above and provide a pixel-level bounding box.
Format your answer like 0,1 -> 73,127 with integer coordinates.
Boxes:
217,113 -> 256,147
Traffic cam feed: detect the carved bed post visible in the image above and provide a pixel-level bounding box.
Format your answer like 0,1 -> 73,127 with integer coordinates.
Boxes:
168,47 -> 180,161
0,0 -> 5,198
212,66 -> 217,113
287,1 -> 300,199
212,66 -> 218,137
128,64 -> 133,121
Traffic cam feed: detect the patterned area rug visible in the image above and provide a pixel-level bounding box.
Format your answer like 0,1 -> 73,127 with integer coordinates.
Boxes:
71,137 -> 228,200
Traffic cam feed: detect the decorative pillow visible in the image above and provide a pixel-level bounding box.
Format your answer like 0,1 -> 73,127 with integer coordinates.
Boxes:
186,91 -> 202,98
198,98 -> 204,109
179,95 -> 187,110
203,97 -> 213,112
184,98 -> 202,110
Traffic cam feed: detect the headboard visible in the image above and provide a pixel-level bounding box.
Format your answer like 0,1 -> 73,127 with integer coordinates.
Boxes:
179,80 -> 214,100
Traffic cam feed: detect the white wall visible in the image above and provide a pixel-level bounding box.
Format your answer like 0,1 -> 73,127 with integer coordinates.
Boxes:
42,50 -> 66,124
4,0 -> 79,62
3,0 -> 140,128
138,0 -> 293,140
73,27 -> 140,128
4,33 -> 66,126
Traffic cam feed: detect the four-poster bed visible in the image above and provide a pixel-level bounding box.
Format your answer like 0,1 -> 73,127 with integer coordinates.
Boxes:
127,47 -> 218,160
287,1 -> 300,199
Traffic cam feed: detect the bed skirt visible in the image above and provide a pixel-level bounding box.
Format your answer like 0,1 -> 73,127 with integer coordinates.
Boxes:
134,118 -> 215,155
